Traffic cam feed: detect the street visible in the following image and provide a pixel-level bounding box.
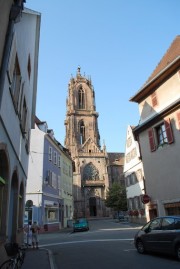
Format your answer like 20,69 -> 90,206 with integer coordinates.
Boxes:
39,219 -> 180,269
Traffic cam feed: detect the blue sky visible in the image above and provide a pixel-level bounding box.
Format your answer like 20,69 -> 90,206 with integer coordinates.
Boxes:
25,0 -> 180,152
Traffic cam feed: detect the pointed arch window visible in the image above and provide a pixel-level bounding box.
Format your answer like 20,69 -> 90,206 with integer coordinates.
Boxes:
83,162 -> 99,181
79,120 -> 85,144
78,86 -> 85,109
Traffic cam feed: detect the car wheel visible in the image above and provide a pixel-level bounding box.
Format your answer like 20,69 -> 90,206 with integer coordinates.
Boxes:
176,245 -> 180,261
136,240 -> 146,254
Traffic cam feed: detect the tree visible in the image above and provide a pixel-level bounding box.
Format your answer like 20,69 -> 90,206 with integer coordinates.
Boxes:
105,182 -> 127,212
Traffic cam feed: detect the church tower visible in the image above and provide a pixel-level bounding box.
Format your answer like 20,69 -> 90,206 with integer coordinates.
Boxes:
64,67 -> 110,218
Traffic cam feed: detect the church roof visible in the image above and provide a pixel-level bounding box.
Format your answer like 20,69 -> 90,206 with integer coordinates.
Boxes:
107,153 -> 124,165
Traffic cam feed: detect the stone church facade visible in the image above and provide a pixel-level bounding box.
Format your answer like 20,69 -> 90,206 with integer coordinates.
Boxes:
64,67 -> 110,218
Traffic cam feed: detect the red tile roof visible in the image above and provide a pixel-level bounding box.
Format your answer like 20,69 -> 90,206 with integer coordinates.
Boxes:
130,35 -> 180,102
146,35 -> 180,84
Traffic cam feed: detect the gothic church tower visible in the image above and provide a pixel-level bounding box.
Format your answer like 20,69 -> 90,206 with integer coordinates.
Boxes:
64,67 -> 110,218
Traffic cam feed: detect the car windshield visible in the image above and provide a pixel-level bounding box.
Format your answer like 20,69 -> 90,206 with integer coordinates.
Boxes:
75,219 -> 86,224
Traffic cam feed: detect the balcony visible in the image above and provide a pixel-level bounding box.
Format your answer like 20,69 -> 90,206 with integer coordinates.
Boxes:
81,180 -> 105,187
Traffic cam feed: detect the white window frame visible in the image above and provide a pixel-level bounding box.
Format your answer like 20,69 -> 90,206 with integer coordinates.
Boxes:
54,151 -> 57,165
49,147 -> 52,161
58,155 -> 61,168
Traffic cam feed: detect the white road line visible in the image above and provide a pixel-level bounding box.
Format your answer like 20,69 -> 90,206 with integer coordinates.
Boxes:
39,238 -> 134,248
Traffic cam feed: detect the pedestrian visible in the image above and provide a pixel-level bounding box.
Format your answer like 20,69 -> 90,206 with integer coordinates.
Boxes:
24,220 -> 32,246
31,221 -> 40,249
27,220 -> 32,246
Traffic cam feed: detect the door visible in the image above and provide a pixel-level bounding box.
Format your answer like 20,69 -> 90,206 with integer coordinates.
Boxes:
89,197 -> 97,216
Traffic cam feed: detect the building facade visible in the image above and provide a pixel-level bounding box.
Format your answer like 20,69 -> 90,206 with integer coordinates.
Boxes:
0,2 -> 40,264
124,125 -> 147,224
26,117 -> 73,231
64,67 -> 110,218
107,152 -> 125,187
130,36 -> 180,220
60,147 -> 74,227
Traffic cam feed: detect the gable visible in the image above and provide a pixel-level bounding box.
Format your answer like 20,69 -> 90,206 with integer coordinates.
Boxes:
80,137 -> 100,153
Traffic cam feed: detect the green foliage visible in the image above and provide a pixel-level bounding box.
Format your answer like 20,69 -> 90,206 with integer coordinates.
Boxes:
105,182 -> 127,211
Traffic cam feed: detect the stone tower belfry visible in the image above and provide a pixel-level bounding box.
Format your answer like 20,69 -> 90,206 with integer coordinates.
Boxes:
64,67 -> 110,218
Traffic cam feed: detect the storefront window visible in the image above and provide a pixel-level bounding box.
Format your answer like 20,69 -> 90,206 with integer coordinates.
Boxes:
45,207 -> 58,223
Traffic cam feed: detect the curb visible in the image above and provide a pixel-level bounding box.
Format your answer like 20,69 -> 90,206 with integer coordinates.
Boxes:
45,248 -> 56,269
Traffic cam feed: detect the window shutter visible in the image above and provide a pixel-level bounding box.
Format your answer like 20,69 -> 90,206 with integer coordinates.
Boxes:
7,33 -> 17,83
164,118 -> 174,144
177,111 -> 180,130
148,128 -> 156,151
151,92 -> 158,107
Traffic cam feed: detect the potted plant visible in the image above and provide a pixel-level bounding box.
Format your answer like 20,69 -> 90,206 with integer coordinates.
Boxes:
133,210 -> 139,216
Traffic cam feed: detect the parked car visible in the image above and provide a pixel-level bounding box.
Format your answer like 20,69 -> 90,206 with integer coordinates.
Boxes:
73,218 -> 89,232
113,212 -> 127,221
134,216 -> 180,260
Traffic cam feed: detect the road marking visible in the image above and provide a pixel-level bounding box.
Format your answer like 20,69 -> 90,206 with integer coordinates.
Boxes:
39,238 -> 134,248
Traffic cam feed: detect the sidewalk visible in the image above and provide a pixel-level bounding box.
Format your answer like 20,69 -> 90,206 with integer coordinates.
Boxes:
21,248 -> 54,269
21,227 -> 72,269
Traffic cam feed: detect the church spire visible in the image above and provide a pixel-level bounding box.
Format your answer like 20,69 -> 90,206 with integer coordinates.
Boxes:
77,66 -> 81,77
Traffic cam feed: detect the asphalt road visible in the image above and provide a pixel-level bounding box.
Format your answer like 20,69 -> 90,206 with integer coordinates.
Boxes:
39,219 -> 180,269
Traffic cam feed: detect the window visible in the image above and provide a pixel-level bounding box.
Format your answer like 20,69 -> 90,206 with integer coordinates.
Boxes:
69,165 -> 71,177
7,32 -> 17,84
79,120 -> 85,144
49,147 -> 52,161
21,98 -> 27,134
10,54 -> 21,111
27,54 -> 31,80
128,199 -> 133,210
126,137 -> 132,148
126,176 -> 130,187
52,172 -> 57,188
58,155 -> 61,168
174,219 -> 180,229
66,205 -> 68,218
134,196 -> 141,209
161,217 -> 174,230
156,123 -> 168,146
129,173 -> 137,185
45,208 -> 58,223
83,163 -> 99,181
18,81 -> 24,117
54,151 -> 57,165
149,218 -> 161,230
148,118 -> 174,151
136,169 -> 142,181
78,86 -> 85,109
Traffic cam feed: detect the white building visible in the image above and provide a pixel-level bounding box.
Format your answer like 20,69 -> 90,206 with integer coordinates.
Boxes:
124,125 -> 147,224
0,5 -> 40,263
130,35 -> 180,220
